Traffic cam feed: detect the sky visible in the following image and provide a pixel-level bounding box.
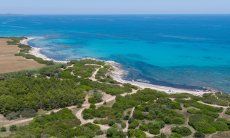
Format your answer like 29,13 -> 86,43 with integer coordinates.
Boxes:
1,0 -> 230,15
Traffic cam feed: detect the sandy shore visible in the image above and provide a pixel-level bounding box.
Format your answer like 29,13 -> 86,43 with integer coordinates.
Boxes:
20,37 -> 67,63
0,38 -> 45,74
107,61 -> 213,96
20,37 -> 52,61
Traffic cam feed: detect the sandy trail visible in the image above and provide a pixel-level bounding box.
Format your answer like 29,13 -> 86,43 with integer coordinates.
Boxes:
75,95 -> 94,125
198,101 -> 228,108
1,106 -> 77,127
123,107 -> 135,133
121,89 -> 139,97
95,92 -> 116,107
88,64 -> 103,82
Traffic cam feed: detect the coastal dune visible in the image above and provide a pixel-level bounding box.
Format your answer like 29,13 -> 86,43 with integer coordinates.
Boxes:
0,38 -> 45,74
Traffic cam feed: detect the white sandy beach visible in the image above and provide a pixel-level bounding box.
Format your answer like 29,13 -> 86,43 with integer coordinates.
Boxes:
21,37 -> 214,96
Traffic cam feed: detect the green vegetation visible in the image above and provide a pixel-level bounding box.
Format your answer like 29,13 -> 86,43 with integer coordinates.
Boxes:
189,114 -> 230,134
171,126 -> 192,136
0,127 -> 6,132
9,125 -> 17,132
89,92 -> 103,104
0,75 -> 86,117
194,132 -> 205,138
225,108 -> 230,115
12,109 -> 103,137
107,127 -> 125,138
128,129 -> 146,138
6,37 -> 23,45
201,93 -> 230,106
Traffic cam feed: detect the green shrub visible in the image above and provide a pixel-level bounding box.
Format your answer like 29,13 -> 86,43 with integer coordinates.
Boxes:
139,124 -> 148,131
189,114 -> 216,134
0,127 -> 6,132
89,92 -> 103,104
108,120 -> 116,126
129,120 -> 139,129
9,125 -> 17,132
172,126 -> 192,136
169,133 -> 182,138
194,132 -> 205,138
107,127 -> 125,138
225,108 -> 230,115
6,112 -> 20,120
154,133 -> 167,138
187,107 -> 201,114
7,37 -> 22,45
149,129 -> 160,135
128,129 -> 146,138
20,108 -> 36,118
212,120 -> 229,131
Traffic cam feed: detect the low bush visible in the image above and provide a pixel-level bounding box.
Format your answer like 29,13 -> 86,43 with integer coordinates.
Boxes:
107,127 -> 125,138
0,127 -> 6,132
172,126 -> 192,136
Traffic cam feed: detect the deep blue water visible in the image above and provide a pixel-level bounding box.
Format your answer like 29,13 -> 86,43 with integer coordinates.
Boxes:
0,15 -> 230,92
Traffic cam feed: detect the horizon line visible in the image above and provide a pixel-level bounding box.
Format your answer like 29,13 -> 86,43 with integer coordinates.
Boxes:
1,13 -> 230,16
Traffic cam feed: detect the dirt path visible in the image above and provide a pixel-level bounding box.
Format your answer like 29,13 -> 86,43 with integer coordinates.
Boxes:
89,67 -> 102,81
219,107 -> 227,118
75,95 -> 94,125
198,101 -> 228,108
181,104 -> 196,136
120,89 -> 139,97
123,107 -> 135,133
2,118 -> 34,128
1,106 -> 77,127
160,125 -> 172,136
86,64 -> 103,82
95,92 -> 116,107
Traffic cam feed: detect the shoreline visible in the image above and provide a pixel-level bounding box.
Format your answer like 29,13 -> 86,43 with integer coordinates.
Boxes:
107,61 -> 213,96
20,37 -> 68,63
21,37 -> 214,96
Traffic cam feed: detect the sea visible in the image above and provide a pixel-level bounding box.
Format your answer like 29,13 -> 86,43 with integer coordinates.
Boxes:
0,15 -> 230,92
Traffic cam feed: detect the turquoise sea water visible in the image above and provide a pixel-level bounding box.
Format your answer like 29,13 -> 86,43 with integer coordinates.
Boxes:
0,15 -> 230,92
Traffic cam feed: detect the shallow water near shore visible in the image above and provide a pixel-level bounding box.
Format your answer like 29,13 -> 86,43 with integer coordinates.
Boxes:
1,15 -> 230,92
